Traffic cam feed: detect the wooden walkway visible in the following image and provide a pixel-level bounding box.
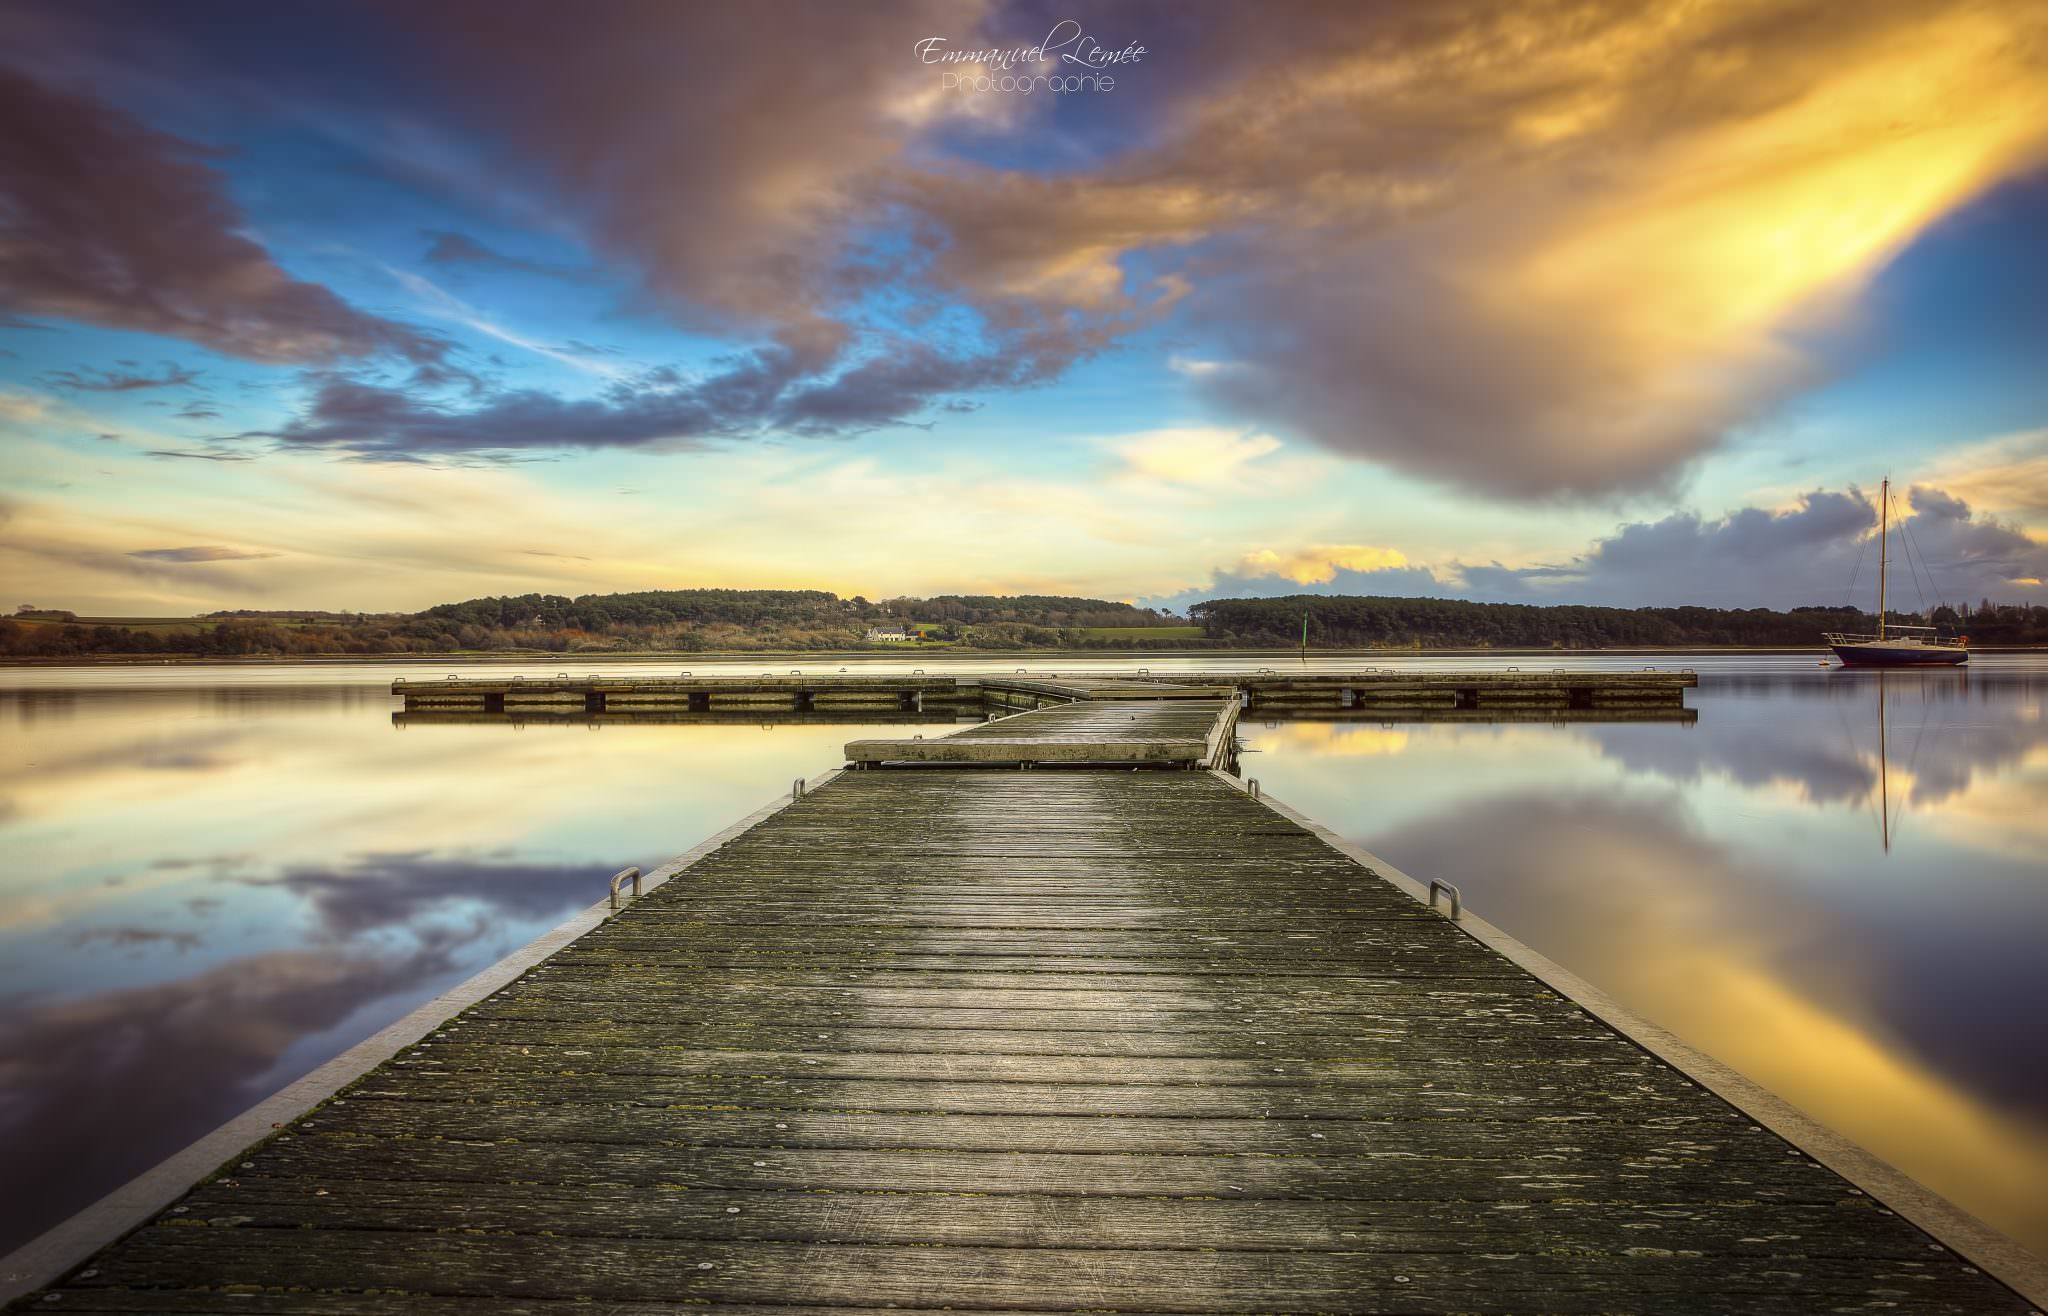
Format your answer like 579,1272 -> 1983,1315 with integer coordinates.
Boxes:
24,769 -> 2033,1314
846,698 -> 1240,767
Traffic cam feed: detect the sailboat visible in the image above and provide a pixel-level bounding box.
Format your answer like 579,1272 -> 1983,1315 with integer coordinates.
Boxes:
1824,477 -> 1968,667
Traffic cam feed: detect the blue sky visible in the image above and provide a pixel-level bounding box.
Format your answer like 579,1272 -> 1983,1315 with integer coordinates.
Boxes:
2,0 -> 2046,615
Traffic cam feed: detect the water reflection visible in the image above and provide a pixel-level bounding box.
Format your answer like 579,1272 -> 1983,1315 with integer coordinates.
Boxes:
1240,664 -> 2048,1255
2,659 -> 2044,1263
0,680 -> 956,1252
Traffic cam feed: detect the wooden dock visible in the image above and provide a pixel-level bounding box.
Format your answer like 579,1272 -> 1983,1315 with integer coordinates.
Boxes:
10,672 -> 2041,1314
390,668 -> 1696,718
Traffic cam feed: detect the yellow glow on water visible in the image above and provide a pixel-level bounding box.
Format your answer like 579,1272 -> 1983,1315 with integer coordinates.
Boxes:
1631,946 -> 2048,1249
1449,792 -> 2048,1250
1251,722 -> 1412,757
0,693 -> 895,942
1238,677 -> 2048,1255
1919,750 -> 2048,863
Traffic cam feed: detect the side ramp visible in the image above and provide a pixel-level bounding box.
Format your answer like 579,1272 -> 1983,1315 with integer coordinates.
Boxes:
846,697 -> 1241,768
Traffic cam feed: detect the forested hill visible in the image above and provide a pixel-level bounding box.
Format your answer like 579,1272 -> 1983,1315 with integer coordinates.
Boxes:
1,589 -> 1180,657
412,589 -> 1176,639
417,589 -> 852,635
893,595 -> 1172,626
1189,594 -> 2040,647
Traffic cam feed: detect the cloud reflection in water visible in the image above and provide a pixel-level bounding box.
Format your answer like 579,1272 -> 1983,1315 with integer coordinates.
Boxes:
1241,673 -> 2048,1254
0,679 -> 936,1254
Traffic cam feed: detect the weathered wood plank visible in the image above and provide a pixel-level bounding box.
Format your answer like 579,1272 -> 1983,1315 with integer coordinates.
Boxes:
391,1042 -> 1664,1086
80,1230 -> 1991,1313
161,1180 -> 1917,1256
345,1071 -> 1713,1120
306,1100 -> 1740,1155
447,1021 -> 1637,1059
234,1139 -> 1849,1202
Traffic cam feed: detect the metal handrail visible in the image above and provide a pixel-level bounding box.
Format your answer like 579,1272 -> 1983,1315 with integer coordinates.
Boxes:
608,866 -> 641,910
1428,879 -> 1462,921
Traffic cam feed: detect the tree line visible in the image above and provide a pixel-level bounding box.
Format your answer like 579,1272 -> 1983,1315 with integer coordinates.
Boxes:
1189,595 -> 2048,648
5,589 -> 2043,659
0,589 -> 1179,658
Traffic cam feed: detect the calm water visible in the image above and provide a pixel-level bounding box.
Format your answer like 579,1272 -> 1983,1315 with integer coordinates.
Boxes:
1,654 -> 2043,1258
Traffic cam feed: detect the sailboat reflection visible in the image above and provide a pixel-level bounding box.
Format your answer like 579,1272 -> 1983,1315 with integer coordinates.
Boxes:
1879,670 -> 1893,853
1850,667 -> 1967,853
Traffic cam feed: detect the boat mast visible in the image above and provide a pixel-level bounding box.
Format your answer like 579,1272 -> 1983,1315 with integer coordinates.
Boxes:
1877,476 -> 1888,641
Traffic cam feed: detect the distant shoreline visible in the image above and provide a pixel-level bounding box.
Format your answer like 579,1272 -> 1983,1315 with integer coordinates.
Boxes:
5,644 -> 2042,667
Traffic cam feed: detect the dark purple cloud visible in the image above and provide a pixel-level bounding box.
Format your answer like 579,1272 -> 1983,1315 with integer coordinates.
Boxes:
127,545 -> 276,563
0,67 -> 447,367
42,363 -> 201,392
253,373 -> 733,455
146,448 -> 257,462
1460,490 -> 1879,601
23,1 -> 1113,456
1153,486 -> 2048,612
1149,563 -> 1449,616
395,1 -> 960,330
421,229 -> 580,280
1480,485 -> 2048,609
243,320 -> 1066,454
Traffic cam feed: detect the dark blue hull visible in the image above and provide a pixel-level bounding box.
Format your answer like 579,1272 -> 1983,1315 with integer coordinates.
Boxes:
1830,643 -> 1968,667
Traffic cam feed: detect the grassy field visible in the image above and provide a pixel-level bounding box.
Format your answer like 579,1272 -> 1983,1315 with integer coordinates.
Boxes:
1071,625 -> 1204,639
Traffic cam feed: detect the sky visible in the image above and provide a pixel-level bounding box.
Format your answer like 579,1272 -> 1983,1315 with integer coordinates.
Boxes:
2,0 -> 2046,616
